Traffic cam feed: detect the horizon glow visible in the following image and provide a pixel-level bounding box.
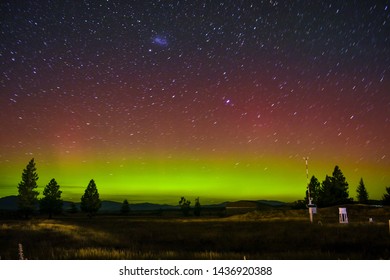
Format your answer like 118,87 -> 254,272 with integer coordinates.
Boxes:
0,154 -> 388,204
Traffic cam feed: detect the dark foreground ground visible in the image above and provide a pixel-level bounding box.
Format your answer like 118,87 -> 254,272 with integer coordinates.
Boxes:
0,205 -> 389,259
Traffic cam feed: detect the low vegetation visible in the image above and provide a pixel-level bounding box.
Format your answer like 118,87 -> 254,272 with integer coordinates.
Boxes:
0,205 -> 389,260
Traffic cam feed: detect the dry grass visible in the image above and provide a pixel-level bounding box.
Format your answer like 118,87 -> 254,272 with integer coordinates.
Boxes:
0,205 -> 389,260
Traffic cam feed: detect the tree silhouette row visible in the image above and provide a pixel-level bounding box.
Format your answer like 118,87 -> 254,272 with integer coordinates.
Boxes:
16,159 -> 390,219
304,165 -> 390,207
17,158 -> 101,218
16,158 -> 202,218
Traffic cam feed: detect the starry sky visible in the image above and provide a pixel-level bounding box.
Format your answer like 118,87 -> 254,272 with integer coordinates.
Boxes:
1,0 -> 389,204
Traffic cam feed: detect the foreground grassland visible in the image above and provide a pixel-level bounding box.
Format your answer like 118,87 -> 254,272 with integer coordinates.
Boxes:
1,205 -> 389,259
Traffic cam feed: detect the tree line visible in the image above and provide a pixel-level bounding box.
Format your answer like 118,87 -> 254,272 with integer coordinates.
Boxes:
300,165 -> 390,207
17,158 -> 102,218
16,158 -> 203,218
15,159 -> 390,218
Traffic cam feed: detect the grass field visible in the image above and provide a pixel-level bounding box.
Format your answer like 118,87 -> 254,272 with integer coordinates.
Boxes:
0,205 -> 389,260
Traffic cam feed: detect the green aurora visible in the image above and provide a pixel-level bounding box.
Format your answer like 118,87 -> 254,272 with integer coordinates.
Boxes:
1,154 -> 388,204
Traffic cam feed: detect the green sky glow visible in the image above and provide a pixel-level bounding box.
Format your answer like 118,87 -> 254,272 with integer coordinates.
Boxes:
1,153 -> 388,204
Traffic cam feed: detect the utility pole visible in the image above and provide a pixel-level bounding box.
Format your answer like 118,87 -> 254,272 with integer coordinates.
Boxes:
304,157 -> 313,223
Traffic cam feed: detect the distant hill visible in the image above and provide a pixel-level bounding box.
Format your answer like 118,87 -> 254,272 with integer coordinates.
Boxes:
0,195 -> 18,210
256,200 -> 287,207
0,196 -> 72,211
0,195 -> 285,213
0,197 -> 181,212
98,201 -> 180,212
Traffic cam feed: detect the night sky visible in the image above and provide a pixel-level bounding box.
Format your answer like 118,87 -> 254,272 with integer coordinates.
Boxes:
1,1 -> 389,204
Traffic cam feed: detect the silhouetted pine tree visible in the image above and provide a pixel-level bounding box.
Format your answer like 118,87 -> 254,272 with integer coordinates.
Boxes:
17,158 -> 39,218
80,179 -> 101,217
331,165 -> 352,204
317,166 -> 352,207
356,178 -> 369,204
40,178 -> 63,218
318,175 -> 333,207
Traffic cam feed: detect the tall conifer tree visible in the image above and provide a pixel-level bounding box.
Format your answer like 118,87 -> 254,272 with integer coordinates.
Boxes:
356,178 -> 369,204
318,166 -> 352,207
40,178 -> 63,218
80,179 -> 101,217
331,165 -> 351,204
17,158 -> 39,218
